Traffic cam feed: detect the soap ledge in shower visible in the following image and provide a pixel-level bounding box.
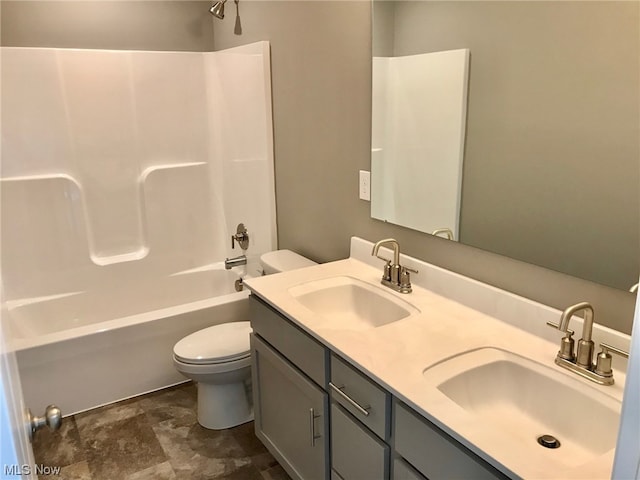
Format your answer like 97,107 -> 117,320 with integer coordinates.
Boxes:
89,247 -> 150,266
139,161 -> 207,181
88,162 -> 209,266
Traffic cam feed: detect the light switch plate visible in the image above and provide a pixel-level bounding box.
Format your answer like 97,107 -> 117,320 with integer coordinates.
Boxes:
359,170 -> 371,201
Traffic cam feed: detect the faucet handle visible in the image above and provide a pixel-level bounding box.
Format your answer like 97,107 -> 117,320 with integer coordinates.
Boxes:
399,269 -> 413,293
231,223 -> 249,250
400,265 -> 418,289
372,251 -> 393,281
599,343 -> 629,359
382,260 -> 392,282
371,256 -> 392,281
595,343 -> 629,377
546,321 -> 574,336
547,321 -> 576,361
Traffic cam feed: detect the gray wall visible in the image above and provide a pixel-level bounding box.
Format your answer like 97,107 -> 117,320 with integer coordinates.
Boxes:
1,1 -> 213,51
1,0 -> 636,334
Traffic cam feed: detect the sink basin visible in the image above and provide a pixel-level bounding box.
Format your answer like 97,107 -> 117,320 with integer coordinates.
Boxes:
288,276 -> 419,330
423,347 -> 621,467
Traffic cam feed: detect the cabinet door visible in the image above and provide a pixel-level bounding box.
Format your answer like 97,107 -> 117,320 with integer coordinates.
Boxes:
252,334 -> 329,480
331,403 -> 389,480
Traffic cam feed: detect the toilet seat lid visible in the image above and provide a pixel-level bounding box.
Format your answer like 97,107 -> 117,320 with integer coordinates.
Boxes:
173,321 -> 252,365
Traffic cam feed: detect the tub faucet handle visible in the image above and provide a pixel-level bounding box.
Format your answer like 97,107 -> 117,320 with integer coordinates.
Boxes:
231,223 -> 249,250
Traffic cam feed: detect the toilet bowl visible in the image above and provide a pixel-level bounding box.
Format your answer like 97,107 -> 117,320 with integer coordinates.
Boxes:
173,249 -> 316,430
173,321 -> 253,429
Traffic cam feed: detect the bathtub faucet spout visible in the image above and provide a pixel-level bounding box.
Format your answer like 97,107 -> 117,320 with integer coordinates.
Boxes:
225,255 -> 247,270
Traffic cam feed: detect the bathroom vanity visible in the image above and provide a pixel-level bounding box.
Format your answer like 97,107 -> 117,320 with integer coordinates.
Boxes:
244,237 -> 630,480
250,295 -> 506,480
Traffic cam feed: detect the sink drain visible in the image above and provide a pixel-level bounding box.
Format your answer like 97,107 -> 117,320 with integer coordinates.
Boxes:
537,434 -> 561,449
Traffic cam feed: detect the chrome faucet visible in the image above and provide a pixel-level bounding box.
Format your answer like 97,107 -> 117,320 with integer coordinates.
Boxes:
371,238 -> 417,294
225,254 -> 247,270
547,302 -> 628,385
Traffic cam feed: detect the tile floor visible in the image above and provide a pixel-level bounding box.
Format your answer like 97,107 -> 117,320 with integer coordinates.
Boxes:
32,382 -> 291,480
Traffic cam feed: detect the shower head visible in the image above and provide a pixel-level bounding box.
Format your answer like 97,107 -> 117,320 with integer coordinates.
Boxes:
209,0 -> 227,19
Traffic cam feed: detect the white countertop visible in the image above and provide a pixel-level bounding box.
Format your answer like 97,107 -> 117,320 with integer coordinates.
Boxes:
244,237 -> 630,479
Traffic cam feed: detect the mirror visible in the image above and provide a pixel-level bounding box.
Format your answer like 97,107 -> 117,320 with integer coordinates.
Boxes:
371,0 -> 639,291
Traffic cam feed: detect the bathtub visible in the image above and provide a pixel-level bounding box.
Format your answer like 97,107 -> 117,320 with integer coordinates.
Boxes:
7,266 -> 251,416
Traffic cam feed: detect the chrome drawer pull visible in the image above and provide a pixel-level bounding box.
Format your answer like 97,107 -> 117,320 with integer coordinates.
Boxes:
329,382 -> 371,417
309,408 -> 322,447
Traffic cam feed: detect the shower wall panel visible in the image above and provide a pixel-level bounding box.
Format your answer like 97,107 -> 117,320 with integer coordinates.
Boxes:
1,42 -> 275,303
205,44 -> 277,261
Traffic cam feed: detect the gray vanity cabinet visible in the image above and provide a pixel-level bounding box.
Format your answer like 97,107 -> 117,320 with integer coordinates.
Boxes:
250,296 -> 330,480
249,295 -> 513,480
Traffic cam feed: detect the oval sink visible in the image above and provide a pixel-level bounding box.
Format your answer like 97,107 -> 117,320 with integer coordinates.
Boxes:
423,347 -> 621,468
288,276 -> 419,330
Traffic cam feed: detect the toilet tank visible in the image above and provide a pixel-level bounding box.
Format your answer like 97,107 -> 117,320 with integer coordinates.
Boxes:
260,250 -> 317,274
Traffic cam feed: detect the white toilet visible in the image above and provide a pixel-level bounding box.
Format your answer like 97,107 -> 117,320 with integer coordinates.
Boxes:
172,249 -> 316,430
260,249 -> 317,275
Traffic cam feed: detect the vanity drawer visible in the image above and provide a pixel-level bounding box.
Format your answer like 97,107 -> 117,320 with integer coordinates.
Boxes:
393,458 -> 426,480
330,354 -> 390,440
331,403 -> 389,480
250,295 -> 327,387
394,401 -> 508,480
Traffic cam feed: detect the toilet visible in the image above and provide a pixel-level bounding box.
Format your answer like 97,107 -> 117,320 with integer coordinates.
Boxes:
260,249 -> 317,275
172,249 -> 316,430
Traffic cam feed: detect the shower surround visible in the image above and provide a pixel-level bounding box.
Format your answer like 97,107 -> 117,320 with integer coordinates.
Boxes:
1,41 -> 276,415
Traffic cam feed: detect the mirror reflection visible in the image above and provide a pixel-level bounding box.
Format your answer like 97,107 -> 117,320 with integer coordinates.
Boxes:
371,49 -> 469,239
371,0 -> 639,291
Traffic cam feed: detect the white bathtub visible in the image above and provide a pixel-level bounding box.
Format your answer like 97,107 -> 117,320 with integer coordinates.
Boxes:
8,267 -> 251,416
